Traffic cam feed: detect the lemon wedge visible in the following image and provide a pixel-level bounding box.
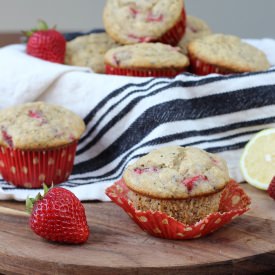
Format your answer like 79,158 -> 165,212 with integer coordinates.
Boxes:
240,128 -> 275,190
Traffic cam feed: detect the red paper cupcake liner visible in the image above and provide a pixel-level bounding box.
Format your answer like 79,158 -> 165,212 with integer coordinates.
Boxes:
105,64 -> 186,78
189,56 -> 234,76
158,9 -> 187,46
106,179 -> 251,240
0,141 -> 78,188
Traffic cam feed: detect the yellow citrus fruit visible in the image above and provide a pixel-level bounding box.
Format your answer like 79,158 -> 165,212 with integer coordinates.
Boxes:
240,128 -> 275,190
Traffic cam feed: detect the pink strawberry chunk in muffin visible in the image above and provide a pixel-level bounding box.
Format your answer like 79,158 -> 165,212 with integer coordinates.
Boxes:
28,110 -> 48,125
1,128 -> 13,148
134,167 -> 160,175
127,34 -> 152,43
182,175 -> 208,192
146,12 -> 164,22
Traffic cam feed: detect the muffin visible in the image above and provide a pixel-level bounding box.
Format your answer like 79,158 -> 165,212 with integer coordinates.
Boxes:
187,33 -> 270,75
65,32 -> 120,73
103,0 -> 186,46
123,146 -> 230,225
178,15 -> 212,54
105,43 -> 189,77
106,146 -> 251,239
0,102 -> 85,188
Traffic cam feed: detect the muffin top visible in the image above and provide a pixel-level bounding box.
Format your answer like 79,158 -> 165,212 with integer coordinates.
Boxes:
0,102 -> 85,150
188,33 -> 270,72
123,146 -> 230,199
65,32 -> 120,73
105,43 -> 189,69
103,0 -> 184,44
178,15 -> 212,54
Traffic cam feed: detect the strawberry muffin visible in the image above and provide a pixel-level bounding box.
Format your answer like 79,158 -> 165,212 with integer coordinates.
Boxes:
105,42 -> 189,77
123,146 -> 230,225
178,15 -> 212,54
103,0 -> 186,46
65,32 -> 120,73
0,102 -> 85,188
188,33 -> 270,75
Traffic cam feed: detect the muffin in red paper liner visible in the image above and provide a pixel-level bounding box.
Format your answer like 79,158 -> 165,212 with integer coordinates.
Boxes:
187,34 -> 270,76
157,9 -> 186,46
105,64 -> 187,78
106,178 -> 251,240
0,102 -> 85,188
105,43 -> 189,78
103,0 -> 186,46
189,55 -> 233,76
106,146 -> 251,239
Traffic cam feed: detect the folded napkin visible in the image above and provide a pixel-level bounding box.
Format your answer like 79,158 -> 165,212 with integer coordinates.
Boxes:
0,39 -> 275,201
0,44 -> 93,109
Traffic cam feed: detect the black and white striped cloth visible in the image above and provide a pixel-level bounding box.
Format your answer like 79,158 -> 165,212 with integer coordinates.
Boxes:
0,40 -> 275,201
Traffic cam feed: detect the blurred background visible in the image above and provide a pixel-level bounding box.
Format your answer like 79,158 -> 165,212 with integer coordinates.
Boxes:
0,0 -> 274,39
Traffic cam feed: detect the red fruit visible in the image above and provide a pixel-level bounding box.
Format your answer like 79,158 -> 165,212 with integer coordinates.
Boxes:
26,185 -> 89,244
182,175 -> 208,192
25,20 -> 66,64
134,167 -> 159,174
267,176 -> 275,200
1,128 -> 13,148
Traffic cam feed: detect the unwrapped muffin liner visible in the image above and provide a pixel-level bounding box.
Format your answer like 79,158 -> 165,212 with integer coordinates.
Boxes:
0,141 -> 78,188
105,64 -> 187,78
158,9 -> 187,46
189,55 -> 233,75
106,179 -> 251,239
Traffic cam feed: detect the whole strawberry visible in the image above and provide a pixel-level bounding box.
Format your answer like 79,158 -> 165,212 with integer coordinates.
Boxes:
267,176 -> 275,200
26,185 -> 89,244
25,20 -> 66,64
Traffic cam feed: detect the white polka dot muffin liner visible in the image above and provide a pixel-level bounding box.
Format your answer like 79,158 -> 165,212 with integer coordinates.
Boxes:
158,9 -> 187,46
0,141 -> 77,188
106,179 -> 251,239
189,55 -> 233,76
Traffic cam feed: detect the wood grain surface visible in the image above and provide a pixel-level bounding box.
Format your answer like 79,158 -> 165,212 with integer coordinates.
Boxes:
0,184 -> 275,275
0,33 -> 21,47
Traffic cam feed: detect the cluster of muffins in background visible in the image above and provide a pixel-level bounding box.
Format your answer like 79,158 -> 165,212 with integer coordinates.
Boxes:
65,0 -> 270,77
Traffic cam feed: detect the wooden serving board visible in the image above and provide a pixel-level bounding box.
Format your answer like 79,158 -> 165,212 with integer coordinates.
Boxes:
0,184 -> 275,275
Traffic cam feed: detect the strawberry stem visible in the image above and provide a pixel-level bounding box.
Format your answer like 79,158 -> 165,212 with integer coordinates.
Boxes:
25,183 -> 50,213
22,20 -> 50,40
37,20 -> 49,31
43,183 -> 49,194
26,196 -> 38,214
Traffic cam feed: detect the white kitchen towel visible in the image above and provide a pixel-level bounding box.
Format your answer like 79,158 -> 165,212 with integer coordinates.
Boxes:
0,44 -> 92,109
0,39 -> 275,201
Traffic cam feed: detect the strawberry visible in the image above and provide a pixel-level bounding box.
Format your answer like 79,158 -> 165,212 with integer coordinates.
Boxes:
267,176 -> 275,200
26,184 -> 89,244
24,20 -> 66,64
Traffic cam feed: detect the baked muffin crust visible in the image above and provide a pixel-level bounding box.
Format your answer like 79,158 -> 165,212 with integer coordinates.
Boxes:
105,43 -> 189,69
123,146 -> 230,199
65,33 -> 120,73
0,102 -> 85,150
178,15 -> 212,54
103,0 -> 184,44
188,34 -> 270,72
